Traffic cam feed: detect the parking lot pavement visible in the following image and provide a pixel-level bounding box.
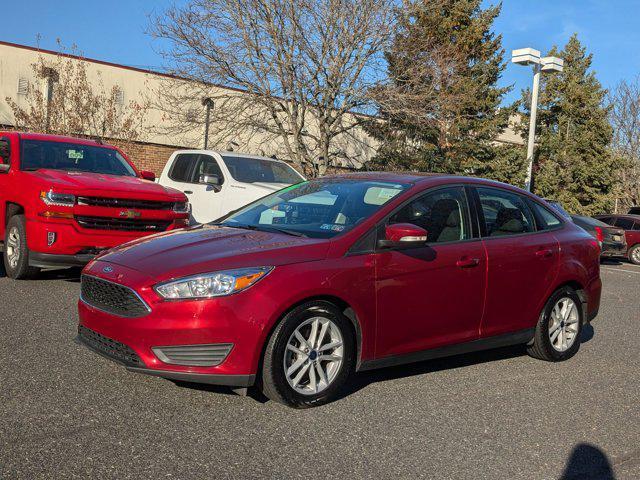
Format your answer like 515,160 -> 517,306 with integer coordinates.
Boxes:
0,262 -> 639,480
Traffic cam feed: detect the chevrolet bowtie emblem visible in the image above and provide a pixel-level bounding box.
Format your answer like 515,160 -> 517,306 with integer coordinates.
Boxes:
119,209 -> 141,219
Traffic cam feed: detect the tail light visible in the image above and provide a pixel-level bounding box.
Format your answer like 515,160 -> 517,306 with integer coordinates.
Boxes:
594,226 -> 604,243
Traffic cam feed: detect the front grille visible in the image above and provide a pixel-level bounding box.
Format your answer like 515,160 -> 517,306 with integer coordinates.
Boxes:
78,325 -> 143,367
76,215 -> 172,232
152,344 -> 234,367
77,196 -> 174,210
81,274 -> 150,318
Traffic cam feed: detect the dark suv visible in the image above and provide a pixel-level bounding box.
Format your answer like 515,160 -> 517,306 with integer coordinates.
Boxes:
595,214 -> 640,265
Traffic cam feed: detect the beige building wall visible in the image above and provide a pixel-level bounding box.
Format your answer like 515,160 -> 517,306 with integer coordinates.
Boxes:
0,41 -> 524,175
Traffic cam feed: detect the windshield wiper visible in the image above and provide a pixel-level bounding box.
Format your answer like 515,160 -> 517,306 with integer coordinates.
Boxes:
222,223 -> 307,237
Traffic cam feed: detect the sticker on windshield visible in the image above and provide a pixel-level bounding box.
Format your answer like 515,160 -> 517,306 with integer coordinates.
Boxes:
320,224 -> 345,232
67,149 -> 84,160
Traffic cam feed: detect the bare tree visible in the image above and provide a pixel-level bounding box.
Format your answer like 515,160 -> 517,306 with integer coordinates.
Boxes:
150,0 -> 394,177
6,43 -> 148,141
609,77 -> 640,212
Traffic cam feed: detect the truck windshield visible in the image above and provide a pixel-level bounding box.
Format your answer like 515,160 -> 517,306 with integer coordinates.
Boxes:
20,140 -> 137,177
221,155 -> 304,184
220,178 -> 410,239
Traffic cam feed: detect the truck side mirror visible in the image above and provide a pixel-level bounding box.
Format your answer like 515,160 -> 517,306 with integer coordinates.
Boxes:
199,173 -> 222,192
139,170 -> 156,182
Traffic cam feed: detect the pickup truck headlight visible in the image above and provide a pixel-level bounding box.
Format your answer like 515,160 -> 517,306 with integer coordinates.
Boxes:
155,267 -> 273,299
40,190 -> 76,207
173,201 -> 190,213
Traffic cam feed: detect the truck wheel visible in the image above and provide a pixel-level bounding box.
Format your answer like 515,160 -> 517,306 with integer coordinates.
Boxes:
260,301 -> 356,408
628,245 -> 640,265
3,215 -> 40,279
527,287 -> 582,362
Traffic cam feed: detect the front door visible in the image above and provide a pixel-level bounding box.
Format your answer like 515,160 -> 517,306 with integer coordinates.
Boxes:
375,186 -> 486,359
161,153 -> 227,224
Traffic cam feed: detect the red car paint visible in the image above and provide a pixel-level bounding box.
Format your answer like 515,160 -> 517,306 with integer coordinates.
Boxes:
0,132 -> 188,268
77,173 -> 601,387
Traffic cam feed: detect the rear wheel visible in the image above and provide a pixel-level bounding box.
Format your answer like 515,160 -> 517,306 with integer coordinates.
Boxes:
3,215 -> 40,279
260,301 -> 355,408
527,287 -> 583,361
628,245 -> 640,265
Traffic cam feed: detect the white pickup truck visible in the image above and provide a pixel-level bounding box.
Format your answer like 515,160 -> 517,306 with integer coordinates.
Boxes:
159,150 -> 305,224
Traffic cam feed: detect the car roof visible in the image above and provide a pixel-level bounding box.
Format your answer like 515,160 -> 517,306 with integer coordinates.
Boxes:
2,131 -> 111,147
319,171 -> 535,192
176,149 -> 287,164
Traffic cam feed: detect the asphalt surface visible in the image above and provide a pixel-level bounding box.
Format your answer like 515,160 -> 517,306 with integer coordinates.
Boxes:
1,260 -> 639,480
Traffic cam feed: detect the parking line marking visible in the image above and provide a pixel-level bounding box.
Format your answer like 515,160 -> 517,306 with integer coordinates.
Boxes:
602,267 -> 640,275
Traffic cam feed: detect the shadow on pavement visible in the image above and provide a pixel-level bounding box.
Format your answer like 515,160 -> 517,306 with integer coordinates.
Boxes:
559,443 -> 616,480
0,261 -> 5,278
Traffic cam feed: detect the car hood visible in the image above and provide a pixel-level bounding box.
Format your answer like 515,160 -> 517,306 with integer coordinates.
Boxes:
98,225 -> 329,280
26,169 -> 184,199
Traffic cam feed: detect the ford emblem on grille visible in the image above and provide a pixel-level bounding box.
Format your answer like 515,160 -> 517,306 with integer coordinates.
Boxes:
103,266 -> 113,273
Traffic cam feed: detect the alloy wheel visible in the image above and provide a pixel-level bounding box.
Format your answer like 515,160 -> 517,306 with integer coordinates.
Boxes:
6,227 -> 21,269
284,316 -> 344,395
548,297 -> 580,352
631,247 -> 640,264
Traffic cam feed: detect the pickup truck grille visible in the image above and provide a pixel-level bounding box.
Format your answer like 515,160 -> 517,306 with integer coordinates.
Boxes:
76,216 -> 172,232
77,196 -> 174,210
81,275 -> 150,318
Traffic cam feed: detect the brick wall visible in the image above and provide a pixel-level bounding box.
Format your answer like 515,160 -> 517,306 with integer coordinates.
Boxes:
108,139 -> 185,176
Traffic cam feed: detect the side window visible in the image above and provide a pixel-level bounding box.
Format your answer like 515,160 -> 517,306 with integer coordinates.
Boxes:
193,155 -> 224,185
615,218 -> 635,230
169,154 -> 196,182
529,201 -> 562,230
477,187 -> 535,237
0,137 -> 10,165
633,222 -> 640,231
388,187 -> 471,243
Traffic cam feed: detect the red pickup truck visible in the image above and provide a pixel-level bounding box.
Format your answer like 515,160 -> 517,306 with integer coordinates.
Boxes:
0,132 -> 189,279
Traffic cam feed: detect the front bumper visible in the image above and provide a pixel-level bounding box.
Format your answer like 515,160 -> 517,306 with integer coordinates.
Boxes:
74,328 -> 255,387
30,251 -> 96,268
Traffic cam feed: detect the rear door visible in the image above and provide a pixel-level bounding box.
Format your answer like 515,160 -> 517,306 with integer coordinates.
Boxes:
474,187 -> 560,338
160,153 -> 227,224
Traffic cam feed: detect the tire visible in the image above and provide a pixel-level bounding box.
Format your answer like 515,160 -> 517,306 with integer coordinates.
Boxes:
3,215 -> 40,280
260,300 -> 356,408
628,244 -> 640,266
527,286 -> 583,361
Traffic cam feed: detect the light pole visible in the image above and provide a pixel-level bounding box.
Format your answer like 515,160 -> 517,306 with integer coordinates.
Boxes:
202,97 -> 215,149
512,48 -> 564,192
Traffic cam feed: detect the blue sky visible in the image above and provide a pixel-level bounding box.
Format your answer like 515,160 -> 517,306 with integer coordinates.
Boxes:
2,0 -> 640,104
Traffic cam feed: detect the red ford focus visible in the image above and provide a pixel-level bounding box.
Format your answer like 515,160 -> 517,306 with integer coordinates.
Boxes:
77,173 -> 602,408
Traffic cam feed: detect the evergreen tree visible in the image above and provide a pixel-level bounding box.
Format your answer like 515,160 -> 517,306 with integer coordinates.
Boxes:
527,34 -> 618,215
368,0 -> 513,178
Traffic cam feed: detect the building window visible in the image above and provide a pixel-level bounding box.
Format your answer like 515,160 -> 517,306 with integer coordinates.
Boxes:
114,87 -> 125,106
17,77 -> 28,96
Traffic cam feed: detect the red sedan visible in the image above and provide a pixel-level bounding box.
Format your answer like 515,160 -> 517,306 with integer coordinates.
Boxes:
77,173 -> 602,408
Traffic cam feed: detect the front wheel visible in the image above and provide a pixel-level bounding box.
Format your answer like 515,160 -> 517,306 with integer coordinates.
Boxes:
3,215 -> 40,280
260,301 -> 356,408
628,245 -> 640,266
527,287 -> 583,361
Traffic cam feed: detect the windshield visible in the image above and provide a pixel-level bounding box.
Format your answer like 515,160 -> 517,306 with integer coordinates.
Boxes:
20,140 -> 137,177
221,155 -> 304,184
221,179 -> 410,238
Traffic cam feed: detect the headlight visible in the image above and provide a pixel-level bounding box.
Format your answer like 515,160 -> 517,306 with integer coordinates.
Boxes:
40,189 -> 76,207
155,267 -> 273,299
173,201 -> 190,213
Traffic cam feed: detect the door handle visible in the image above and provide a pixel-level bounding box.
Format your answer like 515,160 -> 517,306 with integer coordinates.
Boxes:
535,248 -> 553,258
456,257 -> 480,268
183,190 -> 193,195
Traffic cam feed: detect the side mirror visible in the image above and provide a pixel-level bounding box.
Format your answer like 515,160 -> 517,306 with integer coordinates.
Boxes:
139,170 -> 156,182
200,173 -> 220,186
378,223 -> 428,249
